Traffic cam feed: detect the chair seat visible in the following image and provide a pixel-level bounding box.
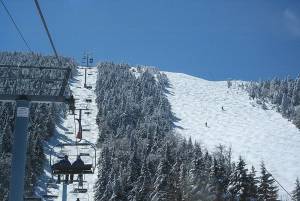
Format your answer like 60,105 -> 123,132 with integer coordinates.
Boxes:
73,188 -> 88,193
52,164 -> 93,175
42,194 -> 58,198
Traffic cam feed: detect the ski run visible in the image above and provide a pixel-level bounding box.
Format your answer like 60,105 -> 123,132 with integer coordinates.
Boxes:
165,71 -> 300,199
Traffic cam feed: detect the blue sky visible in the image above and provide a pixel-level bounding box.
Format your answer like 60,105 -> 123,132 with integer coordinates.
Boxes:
0,0 -> 299,80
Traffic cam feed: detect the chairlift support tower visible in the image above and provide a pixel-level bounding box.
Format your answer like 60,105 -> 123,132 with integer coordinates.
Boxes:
82,52 -> 93,88
0,65 -> 73,201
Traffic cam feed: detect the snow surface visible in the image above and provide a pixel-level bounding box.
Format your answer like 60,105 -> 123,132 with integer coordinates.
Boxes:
35,67 -> 100,201
165,72 -> 300,199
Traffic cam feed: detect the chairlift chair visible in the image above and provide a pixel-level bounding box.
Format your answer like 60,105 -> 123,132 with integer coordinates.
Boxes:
50,141 -> 96,177
72,180 -> 89,193
23,196 -> 42,201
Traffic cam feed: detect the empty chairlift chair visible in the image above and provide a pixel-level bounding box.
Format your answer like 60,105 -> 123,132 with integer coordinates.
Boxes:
72,180 -> 89,193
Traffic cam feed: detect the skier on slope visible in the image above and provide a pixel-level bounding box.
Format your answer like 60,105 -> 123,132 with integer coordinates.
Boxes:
205,122 -> 208,127
221,106 -> 225,111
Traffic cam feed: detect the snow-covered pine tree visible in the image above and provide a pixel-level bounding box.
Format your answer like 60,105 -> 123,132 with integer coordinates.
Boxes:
127,147 -> 142,185
109,173 -> 127,201
227,156 -> 250,201
248,166 -> 259,200
94,147 -> 113,200
281,93 -> 290,116
135,158 -> 153,201
1,123 -> 12,153
150,144 -> 175,201
292,178 -> 300,201
293,106 -> 300,128
258,162 -> 278,201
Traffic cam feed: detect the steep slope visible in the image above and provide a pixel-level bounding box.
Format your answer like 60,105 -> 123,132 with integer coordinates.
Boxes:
35,67 -> 99,201
165,72 -> 300,197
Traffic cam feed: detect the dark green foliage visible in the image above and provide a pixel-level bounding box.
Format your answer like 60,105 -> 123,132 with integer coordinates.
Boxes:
227,156 -> 250,201
248,166 -> 259,200
292,178 -> 300,201
258,162 -> 278,201
95,147 -> 113,200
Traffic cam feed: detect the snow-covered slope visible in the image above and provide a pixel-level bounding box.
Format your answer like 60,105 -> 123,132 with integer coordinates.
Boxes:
35,67 -> 99,201
165,72 -> 300,198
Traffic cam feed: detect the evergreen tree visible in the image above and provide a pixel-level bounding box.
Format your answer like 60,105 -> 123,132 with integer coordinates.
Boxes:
258,162 -> 278,201
110,174 -> 126,201
169,157 -> 182,201
210,158 -> 227,201
281,93 -> 290,116
150,145 -> 174,201
248,166 -> 259,201
292,178 -> 300,201
227,156 -> 250,201
1,123 -> 12,153
95,147 -> 112,200
128,148 -> 142,184
136,159 -> 152,201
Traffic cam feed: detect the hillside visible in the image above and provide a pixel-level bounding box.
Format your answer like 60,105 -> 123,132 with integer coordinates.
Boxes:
165,72 -> 300,197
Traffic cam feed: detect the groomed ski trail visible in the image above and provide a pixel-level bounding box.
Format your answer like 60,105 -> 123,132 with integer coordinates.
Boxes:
165,72 -> 300,199
35,66 -> 99,201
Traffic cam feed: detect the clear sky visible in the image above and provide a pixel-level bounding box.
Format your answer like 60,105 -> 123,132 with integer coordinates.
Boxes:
0,0 -> 299,80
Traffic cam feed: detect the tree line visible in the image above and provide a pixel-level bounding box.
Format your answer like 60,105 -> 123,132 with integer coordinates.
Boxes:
247,76 -> 300,129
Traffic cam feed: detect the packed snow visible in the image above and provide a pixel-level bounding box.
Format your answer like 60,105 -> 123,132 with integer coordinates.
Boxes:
165,72 -> 300,199
35,67 -> 100,201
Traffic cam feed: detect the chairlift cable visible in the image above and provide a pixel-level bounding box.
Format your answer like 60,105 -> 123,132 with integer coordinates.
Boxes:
33,0 -> 60,64
33,0 -> 71,97
0,0 -> 33,52
264,167 -> 294,200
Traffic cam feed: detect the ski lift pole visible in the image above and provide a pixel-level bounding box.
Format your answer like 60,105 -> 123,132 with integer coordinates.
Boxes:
82,52 -> 93,88
8,97 -> 30,201
62,183 -> 68,201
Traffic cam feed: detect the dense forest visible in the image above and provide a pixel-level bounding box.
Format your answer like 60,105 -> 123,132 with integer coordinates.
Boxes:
94,62 -> 299,201
246,76 -> 300,129
0,52 -> 77,200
